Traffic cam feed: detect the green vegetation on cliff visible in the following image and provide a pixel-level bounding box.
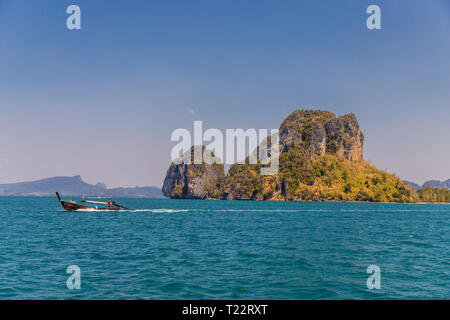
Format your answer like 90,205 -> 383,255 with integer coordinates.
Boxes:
280,147 -> 414,202
223,146 -> 415,202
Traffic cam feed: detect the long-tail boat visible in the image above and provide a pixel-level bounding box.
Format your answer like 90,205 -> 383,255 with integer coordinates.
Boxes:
56,192 -> 130,211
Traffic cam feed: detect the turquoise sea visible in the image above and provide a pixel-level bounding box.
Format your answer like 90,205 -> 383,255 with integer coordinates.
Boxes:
0,197 -> 448,300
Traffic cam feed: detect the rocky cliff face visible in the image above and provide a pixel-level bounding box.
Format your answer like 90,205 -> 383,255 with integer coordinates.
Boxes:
324,113 -> 364,161
279,110 -> 334,154
279,110 -> 364,161
162,146 -> 225,199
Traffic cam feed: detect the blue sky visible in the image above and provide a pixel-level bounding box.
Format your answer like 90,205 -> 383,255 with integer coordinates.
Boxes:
0,0 -> 449,187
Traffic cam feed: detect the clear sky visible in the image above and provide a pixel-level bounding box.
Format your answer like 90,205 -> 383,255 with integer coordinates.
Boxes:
0,0 -> 449,187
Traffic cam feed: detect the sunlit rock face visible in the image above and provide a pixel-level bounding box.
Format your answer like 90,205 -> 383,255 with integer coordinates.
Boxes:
279,110 -> 364,161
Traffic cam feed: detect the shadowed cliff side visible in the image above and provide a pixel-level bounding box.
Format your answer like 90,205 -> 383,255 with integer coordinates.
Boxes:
162,146 -> 225,199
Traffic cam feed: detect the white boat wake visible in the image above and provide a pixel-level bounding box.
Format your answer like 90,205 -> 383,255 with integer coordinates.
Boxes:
71,208 -> 192,213
131,209 -> 191,213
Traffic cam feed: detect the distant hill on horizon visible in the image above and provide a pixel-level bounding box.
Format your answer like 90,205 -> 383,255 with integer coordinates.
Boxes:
0,175 -> 164,198
404,179 -> 450,190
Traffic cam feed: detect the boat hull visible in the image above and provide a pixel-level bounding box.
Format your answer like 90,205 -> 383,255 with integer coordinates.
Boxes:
61,201 -> 120,212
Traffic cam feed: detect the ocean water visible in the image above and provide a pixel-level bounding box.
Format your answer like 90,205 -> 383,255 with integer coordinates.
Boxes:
0,197 -> 448,300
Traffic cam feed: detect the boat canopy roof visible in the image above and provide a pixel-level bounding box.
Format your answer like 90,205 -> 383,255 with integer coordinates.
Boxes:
81,200 -> 110,205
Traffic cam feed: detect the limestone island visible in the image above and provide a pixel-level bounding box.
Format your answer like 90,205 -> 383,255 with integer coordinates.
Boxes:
163,110 -> 449,203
